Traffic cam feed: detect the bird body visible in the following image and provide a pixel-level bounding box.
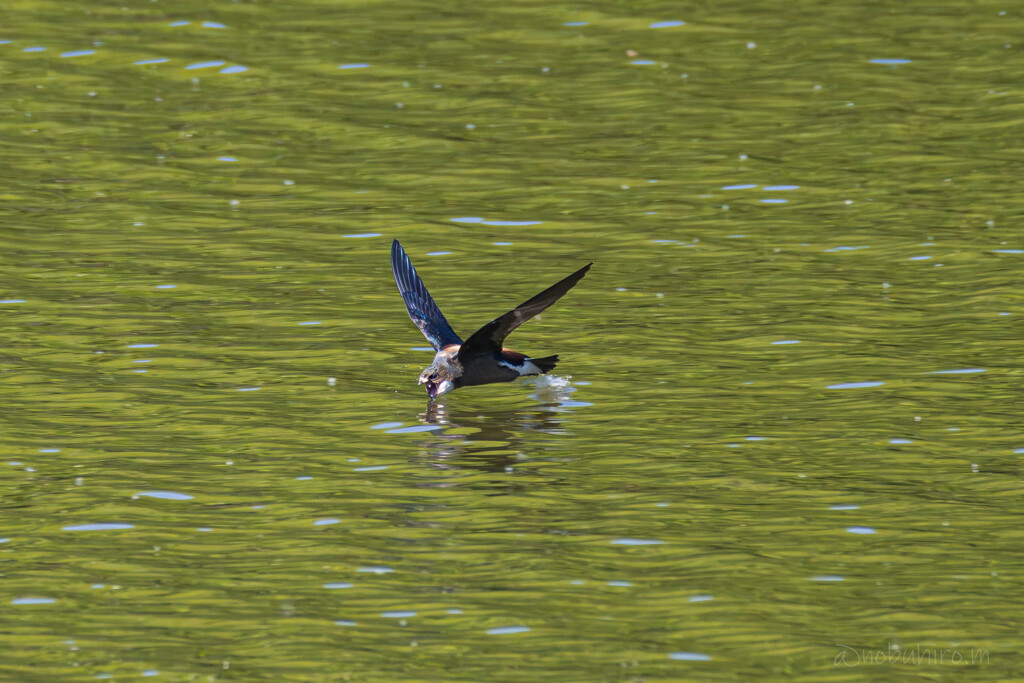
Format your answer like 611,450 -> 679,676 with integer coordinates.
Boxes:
390,240 -> 590,399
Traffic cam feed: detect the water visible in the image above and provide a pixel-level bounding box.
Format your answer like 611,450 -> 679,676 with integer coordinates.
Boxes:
1,0 -> 1021,679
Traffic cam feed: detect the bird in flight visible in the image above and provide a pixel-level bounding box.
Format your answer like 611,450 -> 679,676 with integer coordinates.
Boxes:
391,239 -> 591,400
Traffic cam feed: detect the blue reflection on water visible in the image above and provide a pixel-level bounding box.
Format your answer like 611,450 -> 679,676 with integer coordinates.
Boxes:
926,368 -> 986,374
63,523 -> 134,531
61,50 -> 95,58
135,58 -> 169,65
827,381 -> 884,389
487,625 -> 530,634
870,58 -> 912,64
136,491 -> 193,500
339,63 -> 370,69
669,651 -> 711,661
185,61 -> 226,70
386,425 -> 440,434
650,20 -> 685,28
12,597 -> 57,605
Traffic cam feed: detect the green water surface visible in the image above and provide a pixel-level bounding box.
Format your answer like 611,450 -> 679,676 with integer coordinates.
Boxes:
1,0 -> 1022,680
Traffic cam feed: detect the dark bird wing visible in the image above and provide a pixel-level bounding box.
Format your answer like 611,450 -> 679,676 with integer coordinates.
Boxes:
458,262 -> 591,361
391,240 -> 462,350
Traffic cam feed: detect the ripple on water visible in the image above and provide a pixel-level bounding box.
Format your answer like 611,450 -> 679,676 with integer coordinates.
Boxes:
721,184 -> 757,190
313,518 -> 340,526
846,526 -> 876,534
827,381 -> 885,389
135,58 -> 170,65
339,63 -> 371,69
220,65 -> 248,74
830,504 -> 859,510
480,220 -> 542,227
371,422 -> 403,430
134,491 -> 193,500
357,566 -> 394,574
610,538 -> 665,545
650,20 -> 686,28
382,610 -> 416,618
926,368 -> 986,375
869,58 -> 912,64
324,582 -> 353,589
810,575 -> 845,582
487,625 -> 531,635
334,619 -> 357,626
126,343 -> 158,349
63,523 -> 134,531
385,425 -> 441,434
888,439 -> 913,445
12,597 -> 57,605
669,652 -> 711,661
61,50 -> 95,58
342,232 -> 382,238
185,61 -> 226,70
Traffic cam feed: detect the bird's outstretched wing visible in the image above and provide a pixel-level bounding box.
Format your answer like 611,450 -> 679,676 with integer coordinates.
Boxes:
458,262 -> 591,361
391,240 -> 462,350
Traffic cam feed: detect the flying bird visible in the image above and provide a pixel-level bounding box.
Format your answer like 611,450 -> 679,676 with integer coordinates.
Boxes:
390,239 -> 591,400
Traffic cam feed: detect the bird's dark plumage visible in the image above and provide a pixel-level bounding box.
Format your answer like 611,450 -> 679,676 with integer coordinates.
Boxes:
458,262 -> 592,362
390,239 -> 590,399
391,239 -> 462,350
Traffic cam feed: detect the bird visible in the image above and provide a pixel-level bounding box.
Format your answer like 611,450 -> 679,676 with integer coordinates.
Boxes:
390,239 -> 591,400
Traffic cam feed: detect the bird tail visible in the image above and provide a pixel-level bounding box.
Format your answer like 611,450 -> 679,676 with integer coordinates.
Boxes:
530,355 -> 559,374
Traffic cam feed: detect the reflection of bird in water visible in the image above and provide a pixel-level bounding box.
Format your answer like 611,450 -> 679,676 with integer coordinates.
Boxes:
414,377 -> 589,475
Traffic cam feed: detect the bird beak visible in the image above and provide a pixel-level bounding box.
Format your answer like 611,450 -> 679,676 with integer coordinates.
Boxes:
425,381 -> 438,400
